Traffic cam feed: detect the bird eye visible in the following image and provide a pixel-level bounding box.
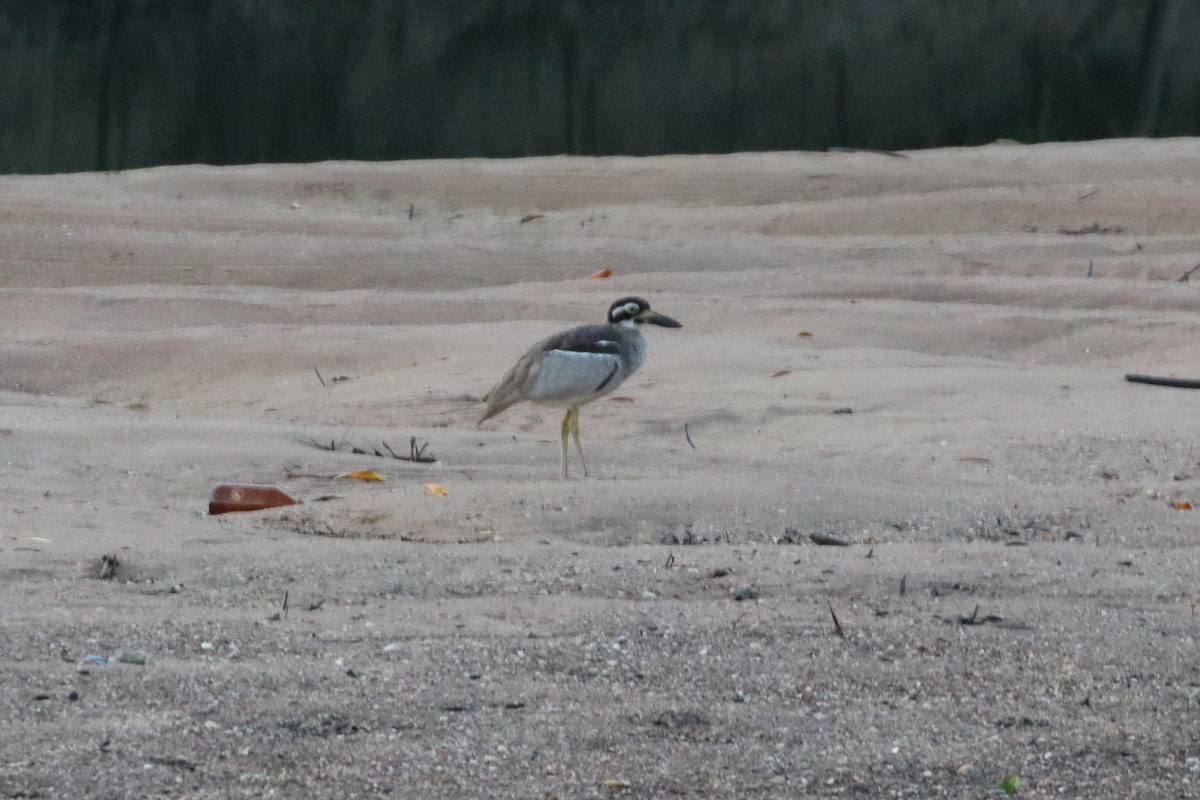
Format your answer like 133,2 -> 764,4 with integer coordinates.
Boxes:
624,303 -> 639,316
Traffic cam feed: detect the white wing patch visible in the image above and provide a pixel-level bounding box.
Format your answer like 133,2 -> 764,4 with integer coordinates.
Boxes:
527,349 -> 624,403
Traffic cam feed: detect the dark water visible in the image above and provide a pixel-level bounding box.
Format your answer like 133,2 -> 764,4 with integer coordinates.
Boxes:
2,0 -> 1197,173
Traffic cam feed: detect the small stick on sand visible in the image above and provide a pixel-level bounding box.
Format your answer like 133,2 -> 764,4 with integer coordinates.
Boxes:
1177,262 -> 1200,282
310,436 -> 436,462
313,366 -> 326,386
1126,374 -> 1200,389
828,601 -> 845,639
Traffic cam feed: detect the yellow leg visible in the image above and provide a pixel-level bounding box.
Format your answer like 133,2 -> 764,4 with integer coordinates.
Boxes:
569,407 -> 589,477
559,409 -> 572,479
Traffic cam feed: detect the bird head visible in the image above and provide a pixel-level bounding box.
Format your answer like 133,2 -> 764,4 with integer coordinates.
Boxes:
607,297 -> 682,329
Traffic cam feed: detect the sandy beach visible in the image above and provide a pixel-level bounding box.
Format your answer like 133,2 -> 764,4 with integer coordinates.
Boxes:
3,139 -> 1200,798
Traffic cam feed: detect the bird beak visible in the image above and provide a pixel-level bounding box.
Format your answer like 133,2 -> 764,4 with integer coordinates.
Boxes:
637,310 -> 682,328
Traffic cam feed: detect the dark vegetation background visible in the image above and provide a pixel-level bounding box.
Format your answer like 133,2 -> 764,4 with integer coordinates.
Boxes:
2,0 -> 1197,174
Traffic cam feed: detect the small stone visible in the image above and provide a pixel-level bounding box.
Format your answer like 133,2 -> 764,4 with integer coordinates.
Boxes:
117,651 -> 147,665
810,532 -> 850,546
68,691 -> 80,701
733,586 -> 758,601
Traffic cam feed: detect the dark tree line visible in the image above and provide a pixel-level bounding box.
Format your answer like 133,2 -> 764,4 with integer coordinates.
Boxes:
1,0 -> 1197,174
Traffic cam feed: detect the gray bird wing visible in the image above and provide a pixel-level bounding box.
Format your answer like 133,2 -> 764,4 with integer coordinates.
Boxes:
526,325 -> 625,401
479,325 -> 628,424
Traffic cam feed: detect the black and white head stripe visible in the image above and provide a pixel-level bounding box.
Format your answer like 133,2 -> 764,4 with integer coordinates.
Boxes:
607,297 -> 649,324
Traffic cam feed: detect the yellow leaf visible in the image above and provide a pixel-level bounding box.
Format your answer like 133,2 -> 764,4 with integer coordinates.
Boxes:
335,470 -> 386,482
423,483 -> 450,496
588,268 -> 613,279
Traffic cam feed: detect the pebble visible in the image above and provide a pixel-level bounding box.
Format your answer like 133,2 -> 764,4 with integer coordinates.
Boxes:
117,651 -> 147,665
733,586 -> 758,601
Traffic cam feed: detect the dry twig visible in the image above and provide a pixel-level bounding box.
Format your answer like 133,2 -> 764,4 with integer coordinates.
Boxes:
309,435 -> 437,462
828,601 -> 845,639
1126,374 -> 1200,389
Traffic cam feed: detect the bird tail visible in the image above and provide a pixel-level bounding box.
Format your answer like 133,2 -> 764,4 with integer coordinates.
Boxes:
475,405 -> 492,428
477,388 -> 525,427
476,397 -> 507,427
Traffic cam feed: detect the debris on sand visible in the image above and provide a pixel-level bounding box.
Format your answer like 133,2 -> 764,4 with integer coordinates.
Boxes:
208,483 -> 299,515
